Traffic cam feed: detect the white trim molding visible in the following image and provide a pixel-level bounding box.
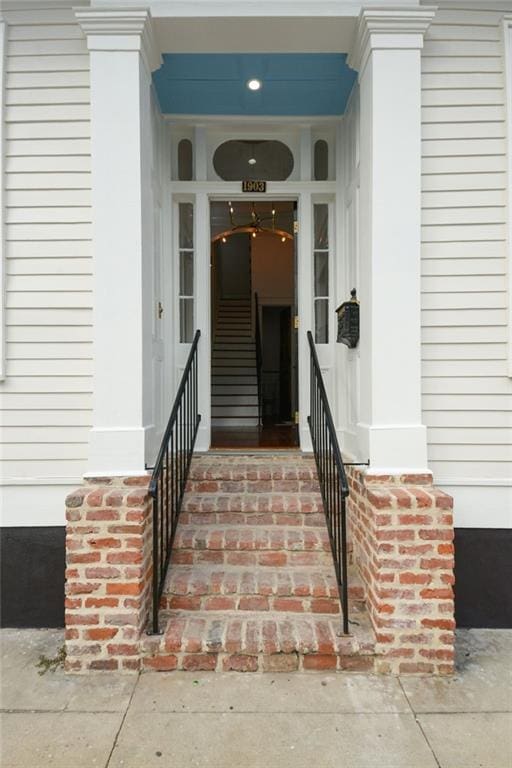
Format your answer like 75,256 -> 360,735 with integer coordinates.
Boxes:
74,7 -> 162,73
349,5 -> 435,472
0,19 -> 6,381
348,6 -> 437,76
504,14 -> 512,378
76,5 -> 160,476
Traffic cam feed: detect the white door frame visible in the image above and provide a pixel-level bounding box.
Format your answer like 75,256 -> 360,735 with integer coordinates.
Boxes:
168,184 -> 339,453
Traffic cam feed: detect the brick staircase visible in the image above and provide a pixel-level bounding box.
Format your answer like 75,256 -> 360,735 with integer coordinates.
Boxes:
141,453 -> 376,672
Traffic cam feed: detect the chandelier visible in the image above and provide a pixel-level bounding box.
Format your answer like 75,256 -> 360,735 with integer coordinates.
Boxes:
214,202 -> 293,245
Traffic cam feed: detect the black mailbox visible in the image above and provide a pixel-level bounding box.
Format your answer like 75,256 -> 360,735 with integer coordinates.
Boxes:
336,289 -> 360,348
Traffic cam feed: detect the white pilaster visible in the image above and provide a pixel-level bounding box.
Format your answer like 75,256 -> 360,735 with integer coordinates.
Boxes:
76,8 -> 162,475
348,6 -> 436,473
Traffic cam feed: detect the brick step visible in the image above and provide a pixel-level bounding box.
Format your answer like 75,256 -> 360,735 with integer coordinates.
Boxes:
163,565 -> 364,604
141,610 -> 376,672
181,492 -> 324,514
164,593 -> 341,614
186,479 -> 320,493
171,547 -> 334,568
189,459 -> 316,481
172,525 -> 331,552
179,509 -> 327,527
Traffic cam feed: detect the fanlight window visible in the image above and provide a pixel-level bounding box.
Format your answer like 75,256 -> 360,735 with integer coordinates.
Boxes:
213,140 -> 294,181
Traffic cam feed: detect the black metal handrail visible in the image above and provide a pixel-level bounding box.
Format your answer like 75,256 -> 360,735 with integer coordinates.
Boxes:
254,292 -> 263,427
148,329 -> 201,634
307,331 -> 350,635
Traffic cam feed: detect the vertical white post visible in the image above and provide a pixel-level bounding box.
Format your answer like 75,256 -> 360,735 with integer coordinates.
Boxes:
76,9 -> 162,475
348,7 -> 436,472
298,191 -> 313,451
195,191 -> 211,450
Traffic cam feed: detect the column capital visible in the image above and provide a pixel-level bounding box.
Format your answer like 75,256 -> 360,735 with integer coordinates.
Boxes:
348,6 -> 437,75
74,7 -> 162,72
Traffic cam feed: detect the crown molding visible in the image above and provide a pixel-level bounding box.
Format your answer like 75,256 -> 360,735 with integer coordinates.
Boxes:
74,7 -> 162,72
348,6 -> 437,75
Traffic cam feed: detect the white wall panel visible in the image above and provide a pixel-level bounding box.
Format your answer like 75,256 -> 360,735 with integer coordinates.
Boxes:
420,3 -> 512,528
0,5 -> 91,521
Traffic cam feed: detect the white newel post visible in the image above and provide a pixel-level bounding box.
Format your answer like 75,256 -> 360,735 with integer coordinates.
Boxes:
348,7 -> 435,473
76,9 -> 162,476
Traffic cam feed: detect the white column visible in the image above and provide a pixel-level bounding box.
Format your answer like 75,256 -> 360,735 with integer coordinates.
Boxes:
76,9 -> 162,475
348,7 -> 436,473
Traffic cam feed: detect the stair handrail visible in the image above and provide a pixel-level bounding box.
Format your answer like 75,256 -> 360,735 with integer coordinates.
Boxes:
254,292 -> 263,427
307,330 -> 349,635
148,329 -> 201,634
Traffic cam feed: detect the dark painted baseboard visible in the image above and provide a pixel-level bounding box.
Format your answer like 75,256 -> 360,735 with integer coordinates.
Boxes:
454,528 -> 512,629
0,527 -> 65,628
1,525 -> 510,629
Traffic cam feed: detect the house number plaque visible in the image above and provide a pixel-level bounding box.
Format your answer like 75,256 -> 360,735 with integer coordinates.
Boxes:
242,180 -> 267,193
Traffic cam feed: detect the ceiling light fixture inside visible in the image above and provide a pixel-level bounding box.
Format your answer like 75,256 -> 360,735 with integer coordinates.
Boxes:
247,78 -> 262,91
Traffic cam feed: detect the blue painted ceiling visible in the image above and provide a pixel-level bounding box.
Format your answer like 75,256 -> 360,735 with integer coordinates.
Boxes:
153,54 -> 357,116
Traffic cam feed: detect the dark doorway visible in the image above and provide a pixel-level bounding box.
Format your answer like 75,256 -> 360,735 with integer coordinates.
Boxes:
262,306 -> 292,423
210,200 -> 298,449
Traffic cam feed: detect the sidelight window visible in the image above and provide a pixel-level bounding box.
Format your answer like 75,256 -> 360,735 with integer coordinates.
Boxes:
313,203 -> 329,344
178,202 -> 194,342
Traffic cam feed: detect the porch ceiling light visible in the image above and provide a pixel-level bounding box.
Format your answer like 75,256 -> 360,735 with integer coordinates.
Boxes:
247,78 -> 262,91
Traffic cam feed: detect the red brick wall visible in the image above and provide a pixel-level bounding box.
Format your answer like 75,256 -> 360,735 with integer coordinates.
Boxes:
65,476 -> 152,672
346,468 -> 455,675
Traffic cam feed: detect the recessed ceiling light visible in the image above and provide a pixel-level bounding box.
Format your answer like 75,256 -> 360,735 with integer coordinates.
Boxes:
247,79 -> 262,91
248,157 -> 257,165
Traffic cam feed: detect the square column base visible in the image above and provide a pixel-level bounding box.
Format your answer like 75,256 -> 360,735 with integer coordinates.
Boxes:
65,476 -> 153,673
346,467 -> 455,675
357,423 -> 429,474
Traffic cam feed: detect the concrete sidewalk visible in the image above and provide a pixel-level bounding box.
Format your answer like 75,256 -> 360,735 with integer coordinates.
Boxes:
0,628 -> 511,768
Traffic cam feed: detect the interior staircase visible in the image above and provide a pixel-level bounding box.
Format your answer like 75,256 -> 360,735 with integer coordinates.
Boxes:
142,454 -> 376,672
211,297 -> 259,427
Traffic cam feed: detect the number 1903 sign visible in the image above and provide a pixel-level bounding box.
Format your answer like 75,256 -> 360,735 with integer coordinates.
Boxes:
242,180 -> 267,193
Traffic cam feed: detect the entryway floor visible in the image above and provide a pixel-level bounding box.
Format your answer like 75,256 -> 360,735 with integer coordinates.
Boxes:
211,424 -> 299,449
1,628 -> 511,768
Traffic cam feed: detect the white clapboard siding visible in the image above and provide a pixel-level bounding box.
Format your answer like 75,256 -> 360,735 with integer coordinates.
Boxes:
420,4 -> 512,498
7,342 -> 92,359
6,121 -> 90,139
2,393 -> 92,409
422,190 -> 507,207
6,155 -> 91,172
6,54 -> 89,72
422,275 -> 505,292
1,410 -> 92,427
7,258 -> 92,275
0,6 -> 92,490
424,410 -> 511,427
422,293 -> 506,311
422,343 -> 506,360
2,426 -> 91,443
6,326 -> 92,343
422,121 -> 506,139
6,207 -> 92,224
6,87 -> 90,105
1,444 -> 89,461
6,139 -> 90,157
422,258 -> 506,276
422,325 -> 508,344
428,461 -> 512,481
7,359 -> 92,376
